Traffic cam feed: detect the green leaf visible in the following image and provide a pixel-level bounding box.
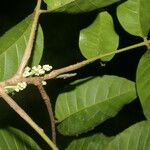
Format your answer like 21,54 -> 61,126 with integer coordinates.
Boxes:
0,14 -> 43,81
136,51 -> 150,119
79,11 -> 119,62
0,127 -> 41,150
103,121 -> 150,150
44,0 -> 120,13
117,0 -> 150,38
55,76 -> 137,135
66,134 -> 113,150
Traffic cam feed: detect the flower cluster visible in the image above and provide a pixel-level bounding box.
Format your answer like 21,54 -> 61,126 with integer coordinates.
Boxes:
41,81 -> 47,85
4,65 -> 52,93
14,82 -> 27,92
5,82 -> 27,93
23,65 -> 53,77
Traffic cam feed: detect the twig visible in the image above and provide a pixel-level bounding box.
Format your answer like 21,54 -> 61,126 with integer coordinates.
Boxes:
0,11 -> 149,147
56,73 -> 77,79
144,37 -> 150,50
0,0 -> 59,149
37,84 -> 56,144
16,0 -> 42,76
40,10 -> 52,14
0,88 -> 58,150
27,40 -> 150,82
1,40 -> 149,87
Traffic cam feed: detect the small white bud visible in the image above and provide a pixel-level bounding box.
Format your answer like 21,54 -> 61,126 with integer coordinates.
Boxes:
43,65 -> 53,71
25,64 -> 53,77
32,66 -> 37,70
22,82 -> 27,88
24,66 -> 31,72
34,72 -> 40,76
39,69 -> 45,75
37,65 -> 42,69
32,65 -> 45,76
15,87 -> 20,92
23,66 -> 31,77
23,72 -> 31,77
16,82 -> 27,91
42,81 -> 47,85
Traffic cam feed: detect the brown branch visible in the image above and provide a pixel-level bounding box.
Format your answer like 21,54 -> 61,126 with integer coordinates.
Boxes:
37,84 -> 56,144
2,53 -> 100,86
56,73 -> 77,79
16,0 -> 42,76
0,88 -> 58,150
0,12 -> 149,147
1,39 -> 148,87
0,0 -> 59,149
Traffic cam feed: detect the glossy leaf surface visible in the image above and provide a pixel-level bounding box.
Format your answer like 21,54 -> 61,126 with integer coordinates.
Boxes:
79,11 -> 119,61
103,121 -> 150,150
55,76 -> 136,135
0,15 -> 43,81
117,0 -> 150,37
136,51 -> 150,119
0,127 -> 41,150
66,134 -> 113,150
44,0 -> 120,13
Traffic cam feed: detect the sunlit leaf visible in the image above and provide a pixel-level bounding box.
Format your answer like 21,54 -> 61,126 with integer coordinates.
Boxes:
117,0 -> 150,37
0,14 -> 43,81
0,127 -> 41,150
55,76 -> 137,135
44,0 -> 120,13
79,11 -> 119,61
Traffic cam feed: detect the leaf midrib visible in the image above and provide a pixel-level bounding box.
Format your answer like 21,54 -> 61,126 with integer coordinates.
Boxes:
58,89 -> 135,122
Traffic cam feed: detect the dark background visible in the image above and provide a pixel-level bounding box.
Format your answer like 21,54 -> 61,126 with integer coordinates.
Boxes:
0,0 -> 147,149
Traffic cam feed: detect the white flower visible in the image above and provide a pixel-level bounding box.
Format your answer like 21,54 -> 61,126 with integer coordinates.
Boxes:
24,66 -> 31,72
19,82 -> 27,89
32,66 -> 39,72
38,69 -> 45,75
23,71 -> 31,77
23,64 -> 53,77
5,82 -> 27,93
15,87 -> 20,92
43,65 -> 53,71
15,82 -> 27,91
42,81 -> 47,85
32,65 -> 45,76
23,66 -> 31,77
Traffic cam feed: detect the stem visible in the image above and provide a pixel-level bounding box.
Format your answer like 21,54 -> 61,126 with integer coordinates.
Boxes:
144,37 -> 150,50
17,0 -> 42,75
37,84 -> 56,144
1,40 -> 149,87
56,73 -> 77,79
0,89 -> 58,150
43,40 -> 147,80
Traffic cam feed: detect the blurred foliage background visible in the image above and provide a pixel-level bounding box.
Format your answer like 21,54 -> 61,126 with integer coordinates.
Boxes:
0,0 -> 146,149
